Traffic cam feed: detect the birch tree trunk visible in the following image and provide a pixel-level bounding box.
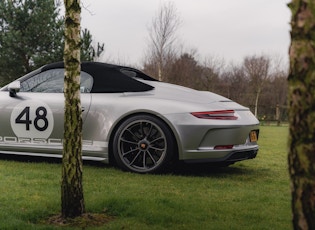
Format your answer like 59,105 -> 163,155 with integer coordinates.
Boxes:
147,2 -> 180,81
61,0 -> 85,218
288,0 -> 315,229
254,88 -> 261,118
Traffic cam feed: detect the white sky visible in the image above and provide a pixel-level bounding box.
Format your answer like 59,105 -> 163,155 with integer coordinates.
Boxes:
80,0 -> 292,67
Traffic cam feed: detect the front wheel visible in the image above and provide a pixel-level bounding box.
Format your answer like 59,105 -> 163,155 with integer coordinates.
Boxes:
112,115 -> 176,173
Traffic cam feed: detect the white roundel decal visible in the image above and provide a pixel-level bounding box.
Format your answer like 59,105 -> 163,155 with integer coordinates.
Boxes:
10,101 -> 54,139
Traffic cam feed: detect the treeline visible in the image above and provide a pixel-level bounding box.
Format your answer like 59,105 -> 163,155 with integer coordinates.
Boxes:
142,2 -> 288,122
1,0 -> 288,121
142,52 -> 288,122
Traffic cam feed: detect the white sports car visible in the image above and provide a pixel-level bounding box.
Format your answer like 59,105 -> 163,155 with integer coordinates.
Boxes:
0,62 -> 259,173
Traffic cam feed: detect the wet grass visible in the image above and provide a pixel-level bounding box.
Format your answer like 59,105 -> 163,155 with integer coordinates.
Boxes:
0,125 -> 291,229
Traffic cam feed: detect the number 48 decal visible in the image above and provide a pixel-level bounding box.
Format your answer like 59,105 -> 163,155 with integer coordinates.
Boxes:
15,106 -> 49,131
10,101 -> 54,139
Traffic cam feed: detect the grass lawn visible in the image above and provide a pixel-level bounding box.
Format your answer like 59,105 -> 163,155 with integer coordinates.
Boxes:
0,125 -> 291,229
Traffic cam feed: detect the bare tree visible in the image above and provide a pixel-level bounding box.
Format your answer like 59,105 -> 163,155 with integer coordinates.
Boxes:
62,0 -> 84,218
167,50 -> 202,89
243,55 -> 270,117
200,55 -> 225,93
288,0 -> 315,229
146,1 -> 181,81
222,65 -> 249,105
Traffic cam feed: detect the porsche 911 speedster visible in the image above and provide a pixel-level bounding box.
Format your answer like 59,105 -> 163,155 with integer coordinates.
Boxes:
0,62 -> 259,173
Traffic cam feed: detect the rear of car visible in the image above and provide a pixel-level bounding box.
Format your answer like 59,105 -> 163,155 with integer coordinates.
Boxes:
142,81 -> 259,164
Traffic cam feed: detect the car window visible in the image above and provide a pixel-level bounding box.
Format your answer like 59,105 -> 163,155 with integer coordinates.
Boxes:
20,69 -> 93,93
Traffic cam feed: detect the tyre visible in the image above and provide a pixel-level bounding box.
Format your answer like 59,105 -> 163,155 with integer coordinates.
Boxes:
112,114 -> 175,173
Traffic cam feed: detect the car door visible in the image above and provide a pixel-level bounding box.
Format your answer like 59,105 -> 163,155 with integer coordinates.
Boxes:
0,68 -> 92,155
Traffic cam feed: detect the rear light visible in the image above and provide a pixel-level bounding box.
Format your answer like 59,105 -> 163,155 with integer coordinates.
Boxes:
191,110 -> 238,120
214,145 -> 234,150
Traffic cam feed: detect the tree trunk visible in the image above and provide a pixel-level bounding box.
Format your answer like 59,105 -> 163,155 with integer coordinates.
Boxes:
254,88 -> 261,117
61,0 -> 84,218
158,60 -> 163,81
288,0 -> 315,229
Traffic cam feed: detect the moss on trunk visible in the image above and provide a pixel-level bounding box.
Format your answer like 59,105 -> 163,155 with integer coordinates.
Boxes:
288,0 -> 315,229
61,0 -> 84,218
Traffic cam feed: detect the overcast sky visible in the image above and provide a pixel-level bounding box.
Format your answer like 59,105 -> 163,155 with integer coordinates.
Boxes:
80,0 -> 291,67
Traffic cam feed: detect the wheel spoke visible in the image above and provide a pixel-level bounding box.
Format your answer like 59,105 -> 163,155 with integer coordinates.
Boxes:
142,151 -> 147,167
149,146 -> 165,151
122,147 -> 139,157
140,122 -> 145,137
121,138 -> 138,145
125,128 -> 141,141
147,127 -> 158,139
144,123 -> 153,138
129,150 -> 142,165
150,136 -> 164,144
146,150 -> 157,165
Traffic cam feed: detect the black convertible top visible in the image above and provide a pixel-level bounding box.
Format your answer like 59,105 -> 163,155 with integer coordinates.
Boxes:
42,61 -> 157,93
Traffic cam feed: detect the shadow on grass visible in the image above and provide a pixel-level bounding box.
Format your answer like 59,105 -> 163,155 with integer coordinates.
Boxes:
170,161 -> 259,177
0,153 -> 106,167
0,153 -> 60,163
0,153 -> 264,178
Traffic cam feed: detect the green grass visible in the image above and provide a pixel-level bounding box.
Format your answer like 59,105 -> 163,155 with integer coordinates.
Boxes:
0,125 -> 291,229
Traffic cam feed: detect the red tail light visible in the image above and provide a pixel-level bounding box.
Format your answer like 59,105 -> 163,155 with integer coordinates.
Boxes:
191,110 -> 238,120
214,145 -> 234,149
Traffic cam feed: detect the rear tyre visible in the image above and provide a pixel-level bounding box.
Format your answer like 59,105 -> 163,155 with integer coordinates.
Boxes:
112,115 -> 175,173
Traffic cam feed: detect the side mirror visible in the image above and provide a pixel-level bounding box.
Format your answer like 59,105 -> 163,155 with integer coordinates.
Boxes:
8,81 -> 21,97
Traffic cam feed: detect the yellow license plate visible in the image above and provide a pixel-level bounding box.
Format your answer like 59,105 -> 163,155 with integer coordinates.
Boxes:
250,131 -> 258,142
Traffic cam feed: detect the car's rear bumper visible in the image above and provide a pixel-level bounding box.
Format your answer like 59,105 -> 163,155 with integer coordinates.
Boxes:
182,145 -> 259,163
163,111 -> 260,164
